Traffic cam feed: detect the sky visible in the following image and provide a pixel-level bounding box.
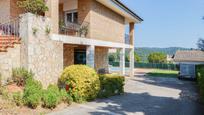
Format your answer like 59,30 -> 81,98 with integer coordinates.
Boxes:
120,0 -> 204,48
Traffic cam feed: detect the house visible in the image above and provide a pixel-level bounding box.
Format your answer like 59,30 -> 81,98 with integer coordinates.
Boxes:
174,50 -> 204,79
0,0 -> 143,87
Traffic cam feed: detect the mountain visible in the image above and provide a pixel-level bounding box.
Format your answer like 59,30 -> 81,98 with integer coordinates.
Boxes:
135,47 -> 193,62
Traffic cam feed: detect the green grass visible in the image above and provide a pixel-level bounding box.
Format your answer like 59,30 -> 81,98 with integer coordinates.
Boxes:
147,69 -> 179,78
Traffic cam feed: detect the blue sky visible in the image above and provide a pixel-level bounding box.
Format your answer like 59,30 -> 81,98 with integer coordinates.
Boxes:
120,0 -> 204,48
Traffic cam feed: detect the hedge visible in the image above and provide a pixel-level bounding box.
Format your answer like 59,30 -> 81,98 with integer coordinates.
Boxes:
98,74 -> 125,98
196,65 -> 204,103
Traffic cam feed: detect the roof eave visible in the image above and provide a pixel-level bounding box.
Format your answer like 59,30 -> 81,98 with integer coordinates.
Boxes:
112,0 -> 143,22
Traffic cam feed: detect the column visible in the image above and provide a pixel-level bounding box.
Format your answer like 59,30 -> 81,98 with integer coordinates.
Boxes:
86,45 -> 95,68
45,0 -> 59,33
119,48 -> 125,75
129,48 -> 135,77
129,22 -> 135,45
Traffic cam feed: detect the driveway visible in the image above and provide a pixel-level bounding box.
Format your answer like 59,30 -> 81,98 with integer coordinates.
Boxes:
49,69 -> 204,115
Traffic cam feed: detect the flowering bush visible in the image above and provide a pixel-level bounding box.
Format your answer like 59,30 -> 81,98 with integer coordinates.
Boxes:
59,65 -> 100,102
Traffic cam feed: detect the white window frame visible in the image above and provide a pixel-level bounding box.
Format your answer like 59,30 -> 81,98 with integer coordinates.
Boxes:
64,10 -> 78,25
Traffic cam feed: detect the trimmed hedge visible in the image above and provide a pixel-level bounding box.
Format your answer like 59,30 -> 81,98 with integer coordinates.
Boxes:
196,65 -> 204,103
59,65 -> 100,102
98,74 -> 125,98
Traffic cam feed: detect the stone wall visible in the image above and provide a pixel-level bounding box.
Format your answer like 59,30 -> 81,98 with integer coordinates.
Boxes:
95,47 -> 109,71
0,44 -> 21,84
20,13 -> 63,88
63,44 -> 74,68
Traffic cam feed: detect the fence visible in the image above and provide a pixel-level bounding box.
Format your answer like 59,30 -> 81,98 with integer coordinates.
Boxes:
109,61 -> 178,70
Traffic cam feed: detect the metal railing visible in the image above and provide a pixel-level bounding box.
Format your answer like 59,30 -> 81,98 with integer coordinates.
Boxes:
0,17 -> 20,37
59,21 -> 89,37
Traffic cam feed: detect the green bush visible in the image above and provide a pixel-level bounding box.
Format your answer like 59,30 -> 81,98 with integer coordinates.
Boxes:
12,67 -> 34,86
60,89 -> 73,104
42,84 -> 61,109
17,0 -> 48,15
59,65 -> 100,102
13,92 -> 24,106
23,78 -> 43,109
196,65 -> 204,103
98,74 -> 125,98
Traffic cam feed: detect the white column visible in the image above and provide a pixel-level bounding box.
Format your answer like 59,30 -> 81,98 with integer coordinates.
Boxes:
129,48 -> 135,77
86,45 -> 95,68
120,48 -> 125,75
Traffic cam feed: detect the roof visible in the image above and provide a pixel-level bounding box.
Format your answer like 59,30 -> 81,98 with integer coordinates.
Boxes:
96,0 -> 143,23
174,50 -> 204,62
111,0 -> 143,22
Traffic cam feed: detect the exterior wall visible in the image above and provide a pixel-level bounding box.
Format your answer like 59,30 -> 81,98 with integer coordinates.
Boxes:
0,44 -> 21,84
20,13 -> 63,88
0,0 -> 10,23
77,0 -> 125,43
63,45 -> 74,68
10,0 -> 24,18
90,0 -> 125,43
62,0 -> 78,11
95,47 -> 109,71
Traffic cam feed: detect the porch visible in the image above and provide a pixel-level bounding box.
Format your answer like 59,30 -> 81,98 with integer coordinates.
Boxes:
52,34 -> 135,76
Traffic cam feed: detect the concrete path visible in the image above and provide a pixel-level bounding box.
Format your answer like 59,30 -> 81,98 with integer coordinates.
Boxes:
49,69 -> 204,115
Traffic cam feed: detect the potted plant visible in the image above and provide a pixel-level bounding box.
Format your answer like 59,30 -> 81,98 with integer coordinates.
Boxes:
79,26 -> 88,37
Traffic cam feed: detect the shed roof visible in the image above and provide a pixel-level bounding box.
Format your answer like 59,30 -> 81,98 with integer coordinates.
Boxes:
174,50 -> 204,62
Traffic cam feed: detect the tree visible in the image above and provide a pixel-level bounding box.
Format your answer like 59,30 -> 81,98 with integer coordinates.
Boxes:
17,0 -> 49,15
134,52 -> 141,62
197,38 -> 204,51
148,52 -> 167,63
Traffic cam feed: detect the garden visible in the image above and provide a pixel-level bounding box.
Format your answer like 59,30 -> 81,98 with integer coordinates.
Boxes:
0,65 -> 125,114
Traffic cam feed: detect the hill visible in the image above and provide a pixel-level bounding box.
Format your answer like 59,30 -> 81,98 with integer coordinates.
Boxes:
135,47 -> 192,62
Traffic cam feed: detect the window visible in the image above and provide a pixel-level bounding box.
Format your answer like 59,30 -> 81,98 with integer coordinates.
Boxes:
65,10 -> 78,24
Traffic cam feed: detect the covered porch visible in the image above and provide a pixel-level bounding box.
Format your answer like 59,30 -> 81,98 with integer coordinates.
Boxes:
52,34 -> 135,77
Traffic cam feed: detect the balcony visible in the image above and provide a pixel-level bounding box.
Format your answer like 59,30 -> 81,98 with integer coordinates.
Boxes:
59,21 -> 89,38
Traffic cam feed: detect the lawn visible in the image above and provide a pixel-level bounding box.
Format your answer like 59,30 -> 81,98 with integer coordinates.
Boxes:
147,69 -> 179,78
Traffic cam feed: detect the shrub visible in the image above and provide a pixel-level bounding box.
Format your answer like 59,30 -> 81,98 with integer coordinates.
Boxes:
59,65 -> 100,102
42,84 -> 61,109
17,0 -> 48,15
60,89 -> 73,104
23,78 -> 43,109
98,74 -> 125,98
13,92 -> 24,106
196,65 -> 204,103
12,67 -> 34,86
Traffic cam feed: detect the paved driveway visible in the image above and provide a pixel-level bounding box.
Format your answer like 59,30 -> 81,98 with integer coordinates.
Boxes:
49,69 -> 204,115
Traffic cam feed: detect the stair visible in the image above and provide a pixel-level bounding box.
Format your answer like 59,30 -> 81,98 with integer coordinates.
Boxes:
0,36 -> 21,52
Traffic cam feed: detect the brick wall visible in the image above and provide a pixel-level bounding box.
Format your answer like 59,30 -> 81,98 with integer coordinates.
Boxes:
95,47 -> 109,71
63,45 -> 74,68
78,0 -> 125,43
90,1 -> 125,43
0,0 -> 10,23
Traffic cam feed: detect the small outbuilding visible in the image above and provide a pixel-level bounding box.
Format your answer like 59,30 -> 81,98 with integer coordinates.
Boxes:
174,50 -> 204,79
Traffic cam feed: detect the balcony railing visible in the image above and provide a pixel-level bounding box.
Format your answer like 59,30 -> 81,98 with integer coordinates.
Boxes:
59,21 -> 89,38
0,17 -> 20,37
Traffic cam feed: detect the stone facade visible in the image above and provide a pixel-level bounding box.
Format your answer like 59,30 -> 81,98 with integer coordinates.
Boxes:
63,44 -> 74,68
95,47 -> 109,71
0,44 -> 21,84
20,13 -> 63,88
